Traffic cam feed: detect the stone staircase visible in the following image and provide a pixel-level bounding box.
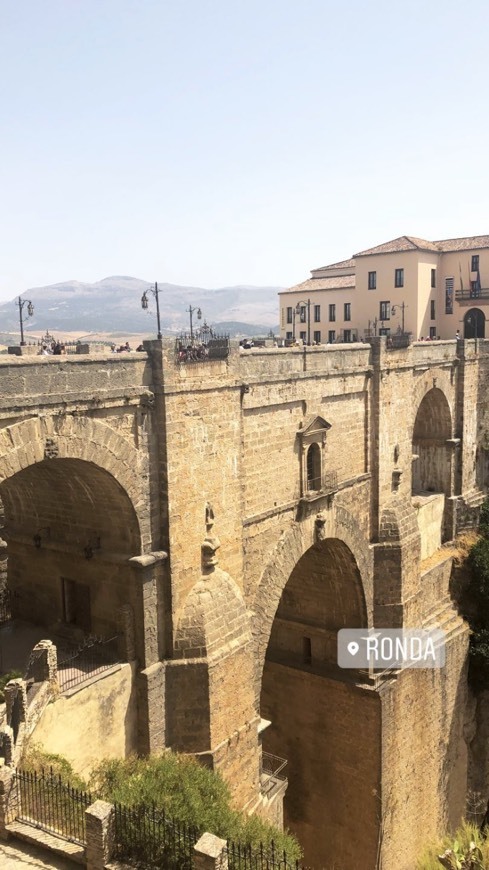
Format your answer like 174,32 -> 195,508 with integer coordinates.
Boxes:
422,597 -> 468,645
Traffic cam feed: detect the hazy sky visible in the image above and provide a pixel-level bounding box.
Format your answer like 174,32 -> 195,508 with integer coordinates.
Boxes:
1,0 -> 488,303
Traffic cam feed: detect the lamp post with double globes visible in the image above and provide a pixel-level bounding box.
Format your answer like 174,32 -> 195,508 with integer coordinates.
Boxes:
295,299 -> 311,346
141,283 -> 162,340
17,296 -> 34,346
187,305 -> 202,340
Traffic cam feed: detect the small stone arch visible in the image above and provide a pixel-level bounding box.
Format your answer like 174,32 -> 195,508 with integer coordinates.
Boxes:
412,387 -> 452,496
411,372 -> 454,441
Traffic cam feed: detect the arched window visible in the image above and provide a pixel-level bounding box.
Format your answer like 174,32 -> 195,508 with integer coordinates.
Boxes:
307,443 -> 321,491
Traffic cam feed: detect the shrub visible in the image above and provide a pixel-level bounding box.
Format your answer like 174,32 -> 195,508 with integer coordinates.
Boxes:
479,499 -> 489,540
0,670 -> 22,703
22,743 -> 88,791
417,820 -> 489,869
455,511 -> 489,692
91,753 -> 302,862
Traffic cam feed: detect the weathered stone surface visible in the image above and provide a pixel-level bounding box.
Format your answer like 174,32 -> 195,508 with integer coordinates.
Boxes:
0,338 -> 487,869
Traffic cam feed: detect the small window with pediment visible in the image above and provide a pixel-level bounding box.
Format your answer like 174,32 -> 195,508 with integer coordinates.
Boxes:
298,415 -> 335,499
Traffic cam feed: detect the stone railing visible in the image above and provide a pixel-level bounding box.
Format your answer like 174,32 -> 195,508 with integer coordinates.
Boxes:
0,640 -> 58,767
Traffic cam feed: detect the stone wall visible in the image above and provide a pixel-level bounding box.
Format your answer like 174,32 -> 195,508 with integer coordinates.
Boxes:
0,339 -> 487,869
262,660 -> 381,868
31,663 -> 138,777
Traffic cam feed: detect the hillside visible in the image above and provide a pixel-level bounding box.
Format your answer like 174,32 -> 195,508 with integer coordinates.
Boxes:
0,277 -> 281,335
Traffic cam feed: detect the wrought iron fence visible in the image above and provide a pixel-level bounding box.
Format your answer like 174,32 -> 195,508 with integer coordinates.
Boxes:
0,585 -> 12,624
386,333 -> 412,349
20,337 -> 80,354
226,840 -> 310,869
113,802 -> 198,869
175,332 -> 230,363
15,768 -> 92,844
57,634 -> 120,693
261,752 -> 287,797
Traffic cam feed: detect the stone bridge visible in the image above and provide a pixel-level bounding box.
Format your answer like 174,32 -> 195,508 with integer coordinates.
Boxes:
0,337 -> 488,869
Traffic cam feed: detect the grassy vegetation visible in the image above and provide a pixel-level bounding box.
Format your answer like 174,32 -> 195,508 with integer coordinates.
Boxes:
24,745 -> 302,862
22,744 -> 87,790
417,821 -> 487,869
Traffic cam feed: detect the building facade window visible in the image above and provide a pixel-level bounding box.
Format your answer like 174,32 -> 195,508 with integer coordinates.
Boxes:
368,271 -> 377,290
430,300 -> 436,320
287,307 -> 292,323
300,331 -> 306,342
313,330 -> 321,344
380,301 -> 390,320
286,332 -> 292,340
379,327 -> 390,336
343,329 -> 352,342
329,304 -> 336,322
307,443 -> 321,491
299,306 -> 307,323
328,330 -> 336,343
344,302 -> 351,321
445,277 -> 454,314
472,255 -> 480,272
431,269 -> 436,288
429,327 -> 437,339
314,304 -> 320,322
395,268 -> 404,288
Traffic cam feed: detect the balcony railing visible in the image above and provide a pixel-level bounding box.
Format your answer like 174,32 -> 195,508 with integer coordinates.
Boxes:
175,333 -> 230,363
386,333 -> 413,349
455,288 -> 489,301
260,751 -> 288,796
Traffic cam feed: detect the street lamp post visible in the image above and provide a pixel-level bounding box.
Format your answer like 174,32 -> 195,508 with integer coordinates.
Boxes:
295,299 -> 311,345
141,283 -> 162,340
17,296 -> 34,346
391,302 -> 407,334
187,305 -> 202,340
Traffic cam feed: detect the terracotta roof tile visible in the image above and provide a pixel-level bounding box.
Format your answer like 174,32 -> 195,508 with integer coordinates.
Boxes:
311,257 -> 356,271
353,236 -> 440,256
279,275 -> 355,295
434,235 -> 489,252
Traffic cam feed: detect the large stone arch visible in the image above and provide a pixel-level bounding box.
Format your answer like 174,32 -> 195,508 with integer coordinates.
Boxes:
252,505 -> 373,698
257,510 -> 379,868
0,415 -> 148,547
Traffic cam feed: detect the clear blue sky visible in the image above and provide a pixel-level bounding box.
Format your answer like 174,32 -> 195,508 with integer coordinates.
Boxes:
1,0 -> 488,302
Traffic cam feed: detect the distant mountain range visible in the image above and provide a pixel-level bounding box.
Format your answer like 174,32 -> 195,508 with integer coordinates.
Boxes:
0,276 -> 282,336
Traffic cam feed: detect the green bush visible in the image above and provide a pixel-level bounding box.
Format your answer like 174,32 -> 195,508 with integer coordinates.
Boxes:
26,746 -> 302,862
91,753 -> 302,861
479,499 -> 489,540
22,743 -> 88,791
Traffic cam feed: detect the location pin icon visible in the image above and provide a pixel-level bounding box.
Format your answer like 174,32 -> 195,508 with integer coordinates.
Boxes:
347,641 -> 359,656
